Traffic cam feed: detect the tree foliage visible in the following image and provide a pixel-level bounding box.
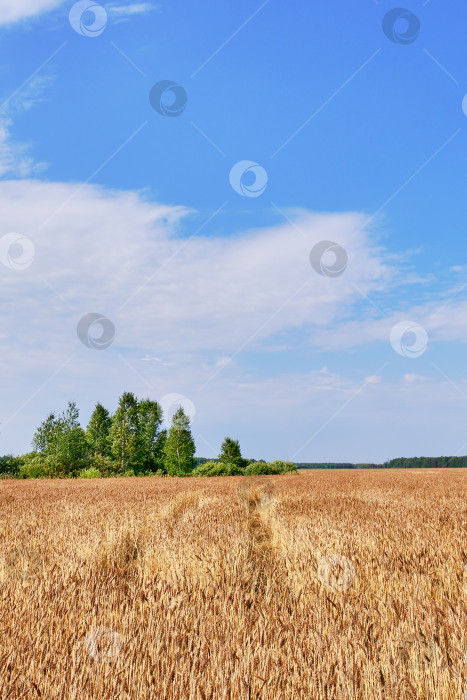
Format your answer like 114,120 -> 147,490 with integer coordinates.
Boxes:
163,407 -> 196,476
218,437 -> 246,469
136,399 -> 164,473
32,402 -> 87,476
108,392 -> 140,473
86,403 -> 111,457
23,394 -> 181,477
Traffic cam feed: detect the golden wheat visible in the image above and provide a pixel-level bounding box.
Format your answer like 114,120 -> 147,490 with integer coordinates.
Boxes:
0,469 -> 464,699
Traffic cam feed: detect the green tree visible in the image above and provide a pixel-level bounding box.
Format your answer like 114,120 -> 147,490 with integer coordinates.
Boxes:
57,402 -> 87,475
86,402 -> 111,456
163,407 -> 196,476
32,402 -> 87,476
0,454 -> 21,477
136,399 -> 163,473
108,392 -> 139,472
218,437 -> 245,469
154,429 -> 168,473
33,412 -> 59,455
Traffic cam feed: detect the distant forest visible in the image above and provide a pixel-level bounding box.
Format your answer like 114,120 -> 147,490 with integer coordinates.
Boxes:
295,457 -> 467,469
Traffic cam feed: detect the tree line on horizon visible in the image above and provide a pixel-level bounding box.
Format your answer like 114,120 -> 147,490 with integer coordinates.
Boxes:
0,393 -> 297,479
1,394 -> 463,478
296,456 -> 467,469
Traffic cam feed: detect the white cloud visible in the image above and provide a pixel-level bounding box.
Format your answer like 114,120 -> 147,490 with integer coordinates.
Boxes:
0,0 -> 155,26
1,178 -> 466,377
0,179 -> 395,366
0,0 -> 65,25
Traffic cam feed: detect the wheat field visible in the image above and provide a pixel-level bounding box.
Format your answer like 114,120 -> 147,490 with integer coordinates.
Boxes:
0,469 -> 465,699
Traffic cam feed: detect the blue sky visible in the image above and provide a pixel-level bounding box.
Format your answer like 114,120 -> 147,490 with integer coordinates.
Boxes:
1,0 -> 467,463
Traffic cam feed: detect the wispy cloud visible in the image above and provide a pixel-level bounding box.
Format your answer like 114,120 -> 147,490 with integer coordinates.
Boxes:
0,76 -> 52,177
108,3 -> 157,17
0,118 -> 39,177
2,74 -> 54,115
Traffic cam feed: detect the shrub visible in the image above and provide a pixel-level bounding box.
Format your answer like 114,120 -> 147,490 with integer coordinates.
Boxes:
16,452 -> 52,478
243,461 -> 272,475
78,467 -> 102,479
119,469 -> 136,478
243,460 -> 297,475
19,459 -> 48,479
267,460 -> 297,474
210,463 -> 243,476
191,460 -> 218,476
192,461 -> 243,477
